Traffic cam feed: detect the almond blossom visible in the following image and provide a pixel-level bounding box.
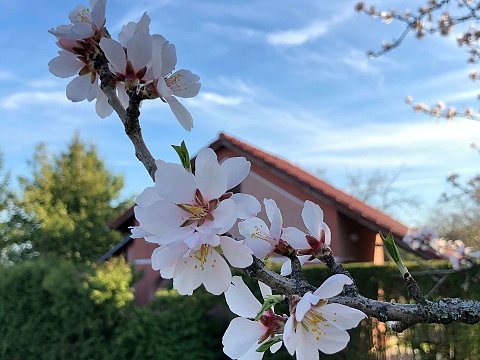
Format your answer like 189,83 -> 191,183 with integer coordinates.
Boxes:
283,274 -> 366,359
239,198 -> 308,260
134,148 -> 259,245
99,34 -> 152,88
223,276 -> 284,359
280,201 -> 332,276
49,0 -> 106,41
149,35 -> 201,131
150,231 -> 253,295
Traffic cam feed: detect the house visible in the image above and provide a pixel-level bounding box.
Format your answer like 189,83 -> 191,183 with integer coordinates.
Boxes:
102,132 -> 437,305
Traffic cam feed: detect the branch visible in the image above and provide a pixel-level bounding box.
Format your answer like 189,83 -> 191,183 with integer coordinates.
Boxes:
243,252 -> 479,332
330,295 -> 480,332
98,57 -> 157,180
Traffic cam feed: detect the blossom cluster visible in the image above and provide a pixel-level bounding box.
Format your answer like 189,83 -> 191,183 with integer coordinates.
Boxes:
403,227 -> 480,270
50,2 -> 367,358
130,146 -> 366,358
49,0 -> 200,130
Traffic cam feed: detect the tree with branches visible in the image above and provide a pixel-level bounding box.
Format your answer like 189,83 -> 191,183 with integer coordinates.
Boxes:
46,1 -> 480,358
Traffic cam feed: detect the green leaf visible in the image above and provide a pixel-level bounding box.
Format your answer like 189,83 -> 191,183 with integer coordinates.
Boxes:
256,335 -> 282,353
254,295 -> 285,321
380,232 -> 408,276
171,141 -> 191,172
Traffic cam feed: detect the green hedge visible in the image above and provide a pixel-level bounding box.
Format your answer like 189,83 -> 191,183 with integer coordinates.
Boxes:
0,258 -> 478,359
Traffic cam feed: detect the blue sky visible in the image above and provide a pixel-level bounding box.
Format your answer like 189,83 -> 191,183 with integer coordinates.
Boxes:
1,0 -> 480,226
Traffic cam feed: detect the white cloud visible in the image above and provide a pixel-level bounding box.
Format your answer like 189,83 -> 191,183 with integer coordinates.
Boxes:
266,22 -> 328,46
0,91 -> 68,109
198,92 -> 244,106
266,12 -> 352,46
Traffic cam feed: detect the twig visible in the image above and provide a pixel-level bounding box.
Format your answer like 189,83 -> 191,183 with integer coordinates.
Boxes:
98,58 -> 157,180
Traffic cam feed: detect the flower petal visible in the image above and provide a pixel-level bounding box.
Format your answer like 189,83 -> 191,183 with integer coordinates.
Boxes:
126,33 -> 152,73
264,199 -> 282,240
231,193 -> 261,219
165,96 -> 193,131
220,157 -> 250,190
208,199 -> 237,234
314,274 -> 352,299
136,186 -> 161,207
223,317 -> 267,359
302,200 -> 323,239
195,152 -> 227,201
282,227 -> 308,249
116,83 -> 129,108
167,69 -> 201,98
70,22 -> 94,39
280,255 -> 309,276
258,281 -> 272,298
270,341 -> 282,353
48,52 -> 83,78
195,147 -> 217,170
321,303 -> 366,330
220,236 -> 253,268
151,242 -> 187,270
282,315 -> 297,355
161,40 -> 177,77
312,323 -> 350,355
296,326 -> 320,360
99,38 -> 126,74
322,223 -> 332,246
95,87 -> 113,118
90,0 -> 106,28
66,74 -> 92,102
173,255 -> 203,295
202,249 -> 231,295
238,342 -> 264,360
225,276 -> 261,318
154,160 -> 196,204
134,200 -> 185,235
296,292 -> 320,321
119,12 -> 151,46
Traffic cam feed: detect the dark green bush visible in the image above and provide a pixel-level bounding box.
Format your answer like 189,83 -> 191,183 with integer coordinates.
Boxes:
0,258 -> 478,360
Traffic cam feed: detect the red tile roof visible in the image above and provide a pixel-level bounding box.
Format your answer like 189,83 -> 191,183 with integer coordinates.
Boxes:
213,132 -> 409,237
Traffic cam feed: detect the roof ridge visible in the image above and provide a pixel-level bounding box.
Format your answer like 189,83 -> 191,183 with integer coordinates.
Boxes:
217,132 -> 408,235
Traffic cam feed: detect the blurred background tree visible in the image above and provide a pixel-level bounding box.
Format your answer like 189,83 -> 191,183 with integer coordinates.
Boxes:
2,134 -> 131,263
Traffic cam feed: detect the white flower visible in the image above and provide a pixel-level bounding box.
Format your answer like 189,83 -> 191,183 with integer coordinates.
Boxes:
150,35 -> 201,131
239,199 -> 307,270
151,231 -> 253,295
300,200 -> 332,249
134,148 -> 258,245
283,274 -> 366,359
48,50 -> 99,103
99,33 -> 152,84
49,0 -> 106,40
223,276 -> 284,359
282,200 -> 331,275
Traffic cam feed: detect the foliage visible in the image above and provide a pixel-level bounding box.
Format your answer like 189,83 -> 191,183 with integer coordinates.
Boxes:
1,258 -> 478,360
84,257 -> 134,308
10,134 -> 130,262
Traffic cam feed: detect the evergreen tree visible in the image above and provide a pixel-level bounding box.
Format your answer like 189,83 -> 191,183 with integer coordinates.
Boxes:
13,134 -> 130,262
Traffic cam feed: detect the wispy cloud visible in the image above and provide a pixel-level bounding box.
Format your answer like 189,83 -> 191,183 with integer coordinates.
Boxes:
266,22 -> 329,46
266,13 -> 352,46
0,91 -> 68,110
197,92 -> 244,106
